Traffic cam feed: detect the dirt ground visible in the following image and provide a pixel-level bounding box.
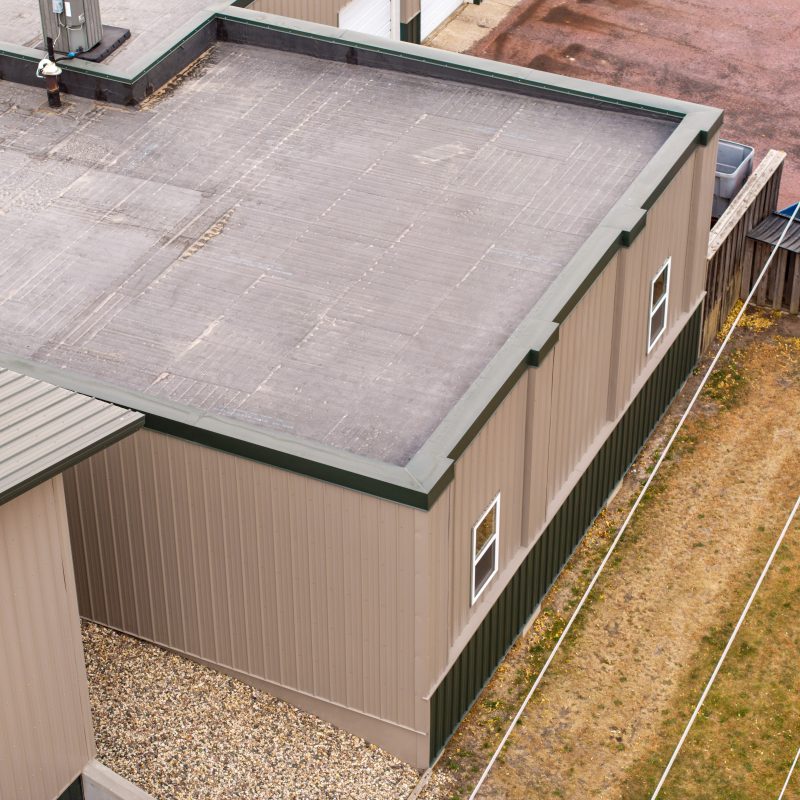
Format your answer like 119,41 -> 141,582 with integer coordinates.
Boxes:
419,311 -> 800,799
436,0 -> 800,209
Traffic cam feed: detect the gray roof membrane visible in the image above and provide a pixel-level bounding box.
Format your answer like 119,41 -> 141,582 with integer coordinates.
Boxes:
0,43 -> 676,464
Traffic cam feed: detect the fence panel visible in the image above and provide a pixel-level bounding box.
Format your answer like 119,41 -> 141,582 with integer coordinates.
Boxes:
703,149 -> 786,349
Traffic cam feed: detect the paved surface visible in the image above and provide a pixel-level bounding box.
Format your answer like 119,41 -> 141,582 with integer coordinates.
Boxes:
466,0 -> 800,209
0,0 -> 213,68
426,0 -> 523,53
0,43 -> 673,463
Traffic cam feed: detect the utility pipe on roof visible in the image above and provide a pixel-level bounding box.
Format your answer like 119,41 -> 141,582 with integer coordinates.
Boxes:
390,0 -> 400,40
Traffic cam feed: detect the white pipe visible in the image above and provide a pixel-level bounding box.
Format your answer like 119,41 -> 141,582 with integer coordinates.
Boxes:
390,0 -> 401,40
468,199 -> 800,800
650,493 -> 800,799
778,746 -> 800,800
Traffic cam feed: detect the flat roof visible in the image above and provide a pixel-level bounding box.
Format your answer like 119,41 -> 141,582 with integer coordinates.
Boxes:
0,369 -> 143,506
0,42 -> 675,466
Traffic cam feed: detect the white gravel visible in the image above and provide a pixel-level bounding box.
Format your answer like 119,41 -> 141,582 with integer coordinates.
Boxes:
83,623 -> 420,799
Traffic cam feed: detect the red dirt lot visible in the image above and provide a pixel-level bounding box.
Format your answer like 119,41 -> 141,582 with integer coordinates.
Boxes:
470,0 -> 800,208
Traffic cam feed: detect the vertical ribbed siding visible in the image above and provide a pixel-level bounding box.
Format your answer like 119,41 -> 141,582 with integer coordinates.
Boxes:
64,432 -> 422,762
425,374 -> 529,687
246,0 -> 420,30
0,477 -> 95,800
547,258 -> 618,505
428,304 -> 701,762
610,152 -> 700,419
248,0 -> 344,26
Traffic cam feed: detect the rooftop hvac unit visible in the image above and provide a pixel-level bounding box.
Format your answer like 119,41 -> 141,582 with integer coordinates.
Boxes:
40,0 -> 103,55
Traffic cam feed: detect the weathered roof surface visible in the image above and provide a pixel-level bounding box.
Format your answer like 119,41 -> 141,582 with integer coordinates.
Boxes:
0,43 -> 675,465
0,369 -> 143,505
749,213 -> 800,254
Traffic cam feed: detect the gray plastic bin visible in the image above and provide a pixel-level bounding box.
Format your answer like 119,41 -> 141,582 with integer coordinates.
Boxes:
712,139 -> 754,218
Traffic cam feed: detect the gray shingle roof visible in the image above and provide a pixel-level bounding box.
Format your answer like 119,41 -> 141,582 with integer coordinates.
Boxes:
0,369 -> 143,505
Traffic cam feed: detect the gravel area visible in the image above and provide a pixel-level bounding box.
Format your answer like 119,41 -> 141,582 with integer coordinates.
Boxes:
83,623 -> 419,799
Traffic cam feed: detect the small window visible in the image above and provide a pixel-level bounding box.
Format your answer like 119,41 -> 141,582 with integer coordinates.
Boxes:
648,257 -> 670,353
471,494 -> 500,605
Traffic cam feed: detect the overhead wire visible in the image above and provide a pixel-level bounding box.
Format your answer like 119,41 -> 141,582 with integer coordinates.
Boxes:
649,493 -> 800,799
467,198 -> 800,800
778,746 -> 800,800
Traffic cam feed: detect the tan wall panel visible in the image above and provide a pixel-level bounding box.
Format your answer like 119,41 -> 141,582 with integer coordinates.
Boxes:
547,258 -> 618,509
610,151 -> 707,417
686,132 -> 720,306
402,0 -> 420,22
523,352 -> 554,545
248,0 -> 342,26
64,430 -> 424,763
0,478 -> 95,800
248,0 -> 420,27
426,481 -> 453,691
425,373 -> 529,684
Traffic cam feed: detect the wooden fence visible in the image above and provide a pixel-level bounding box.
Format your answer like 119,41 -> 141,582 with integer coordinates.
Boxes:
702,149 -> 786,350
745,216 -> 800,314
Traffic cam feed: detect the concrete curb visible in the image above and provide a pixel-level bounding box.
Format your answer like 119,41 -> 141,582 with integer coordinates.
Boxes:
83,760 -> 156,800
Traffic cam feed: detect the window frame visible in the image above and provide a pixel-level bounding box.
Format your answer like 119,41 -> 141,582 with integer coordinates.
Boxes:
470,493 -> 501,606
647,257 -> 671,354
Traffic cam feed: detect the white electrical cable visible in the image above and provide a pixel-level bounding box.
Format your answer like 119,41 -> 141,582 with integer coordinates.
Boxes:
468,199 -> 800,800
778,746 -> 800,800
650,492 -> 800,799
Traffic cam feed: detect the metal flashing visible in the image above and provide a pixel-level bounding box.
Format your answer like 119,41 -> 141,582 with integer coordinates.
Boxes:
0,368 -> 143,507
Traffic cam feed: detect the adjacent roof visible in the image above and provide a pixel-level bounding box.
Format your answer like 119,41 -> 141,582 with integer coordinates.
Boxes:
0,369 -> 143,506
749,213 -> 800,254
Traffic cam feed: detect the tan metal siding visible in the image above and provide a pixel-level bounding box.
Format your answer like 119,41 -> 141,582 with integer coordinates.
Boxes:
248,0 -> 342,26
0,477 -> 95,800
64,430 -> 423,763
547,258 -> 618,510
402,0 -> 420,22
426,480 -> 453,693
687,132 -> 720,306
426,373 -> 528,684
522,353 -> 553,545
610,152 -> 706,417
247,0 -> 419,28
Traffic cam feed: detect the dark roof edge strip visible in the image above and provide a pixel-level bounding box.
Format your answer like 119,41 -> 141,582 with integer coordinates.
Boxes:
0,353 -> 430,509
0,409 -> 143,507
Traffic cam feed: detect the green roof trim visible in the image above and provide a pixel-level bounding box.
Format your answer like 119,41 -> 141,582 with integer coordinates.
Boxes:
0,10 -> 723,508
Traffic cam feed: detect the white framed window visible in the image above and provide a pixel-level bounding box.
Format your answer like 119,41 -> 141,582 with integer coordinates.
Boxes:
471,493 -> 500,605
648,257 -> 671,353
